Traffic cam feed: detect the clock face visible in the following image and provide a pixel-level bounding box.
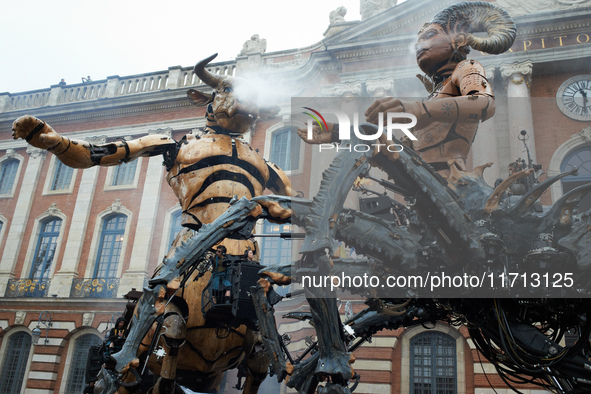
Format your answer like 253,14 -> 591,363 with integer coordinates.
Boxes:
557,75 -> 591,121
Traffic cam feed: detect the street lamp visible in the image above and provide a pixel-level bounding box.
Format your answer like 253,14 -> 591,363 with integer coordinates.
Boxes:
32,311 -> 52,346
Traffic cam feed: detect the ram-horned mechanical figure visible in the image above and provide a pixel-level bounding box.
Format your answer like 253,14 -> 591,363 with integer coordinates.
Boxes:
12,54 -> 292,393
247,2 -> 591,393
303,1 -> 514,176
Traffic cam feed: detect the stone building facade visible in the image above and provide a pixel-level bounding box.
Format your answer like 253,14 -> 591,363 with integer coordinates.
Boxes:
0,0 -> 589,392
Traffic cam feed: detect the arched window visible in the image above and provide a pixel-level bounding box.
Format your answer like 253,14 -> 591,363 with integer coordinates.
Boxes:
111,161 -> 137,187
0,331 -> 32,394
50,160 -> 74,191
30,218 -> 62,279
94,214 -> 127,278
66,334 -> 102,393
270,128 -> 299,172
260,220 -> 292,266
0,158 -> 19,195
260,220 -> 292,295
560,145 -> 591,212
410,331 -> 457,394
168,210 -> 183,246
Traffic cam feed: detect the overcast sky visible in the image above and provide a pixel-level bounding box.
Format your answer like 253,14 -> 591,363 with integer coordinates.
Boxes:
0,0 -> 373,94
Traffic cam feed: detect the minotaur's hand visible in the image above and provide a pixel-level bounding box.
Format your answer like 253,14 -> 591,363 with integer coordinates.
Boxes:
296,122 -> 336,144
12,115 -> 62,150
365,98 -> 429,129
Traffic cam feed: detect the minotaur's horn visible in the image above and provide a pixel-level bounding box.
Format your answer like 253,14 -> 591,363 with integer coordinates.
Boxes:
430,1 -> 516,55
194,53 -> 224,88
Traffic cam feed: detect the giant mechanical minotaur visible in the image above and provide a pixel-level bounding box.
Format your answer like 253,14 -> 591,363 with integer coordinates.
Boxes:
13,54 -> 292,394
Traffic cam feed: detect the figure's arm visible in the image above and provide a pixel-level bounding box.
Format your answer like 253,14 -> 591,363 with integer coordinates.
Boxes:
365,59 -> 494,129
296,122 -> 337,144
12,115 -> 176,168
266,162 -> 294,197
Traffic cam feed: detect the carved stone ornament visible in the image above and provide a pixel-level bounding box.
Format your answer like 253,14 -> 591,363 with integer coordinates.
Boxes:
484,66 -> 497,82
575,125 -> 591,142
500,61 -> 533,88
45,202 -> 61,216
329,6 -> 347,25
366,77 -> 395,95
333,81 -> 363,97
26,146 -> 46,159
82,313 -> 95,327
5,149 -> 16,159
239,34 -> 267,56
15,310 -> 26,325
108,199 -> 123,213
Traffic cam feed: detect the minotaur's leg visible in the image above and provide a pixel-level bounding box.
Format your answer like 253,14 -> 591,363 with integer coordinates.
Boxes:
113,197 -> 258,373
112,284 -> 165,374
112,196 -> 290,375
241,345 -> 269,394
152,313 -> 186,394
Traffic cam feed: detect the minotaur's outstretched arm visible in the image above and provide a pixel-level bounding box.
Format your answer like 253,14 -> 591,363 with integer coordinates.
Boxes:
12,115 -> 176,168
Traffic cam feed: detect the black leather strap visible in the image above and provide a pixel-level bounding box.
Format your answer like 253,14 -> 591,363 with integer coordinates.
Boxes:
25,122 -> 45,142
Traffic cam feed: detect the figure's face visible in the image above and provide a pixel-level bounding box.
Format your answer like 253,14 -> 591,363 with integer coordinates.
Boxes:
247,250 -> 254,259
117,321 -> 124,328
212,77 -> 258,134
415,24 -> 454,75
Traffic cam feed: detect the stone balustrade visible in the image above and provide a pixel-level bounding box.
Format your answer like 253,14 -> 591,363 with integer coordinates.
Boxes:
0,60 -> 236,114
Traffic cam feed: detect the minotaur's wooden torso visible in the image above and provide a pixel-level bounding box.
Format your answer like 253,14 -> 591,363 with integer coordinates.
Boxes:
166,131 -> 282,255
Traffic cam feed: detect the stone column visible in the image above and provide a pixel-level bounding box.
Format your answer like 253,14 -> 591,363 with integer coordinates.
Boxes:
500,61 -> 536,164
470,66 -> 500,185
0,147 -> 46,295
119,132 -> 167,295
48,166 -> 99,297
